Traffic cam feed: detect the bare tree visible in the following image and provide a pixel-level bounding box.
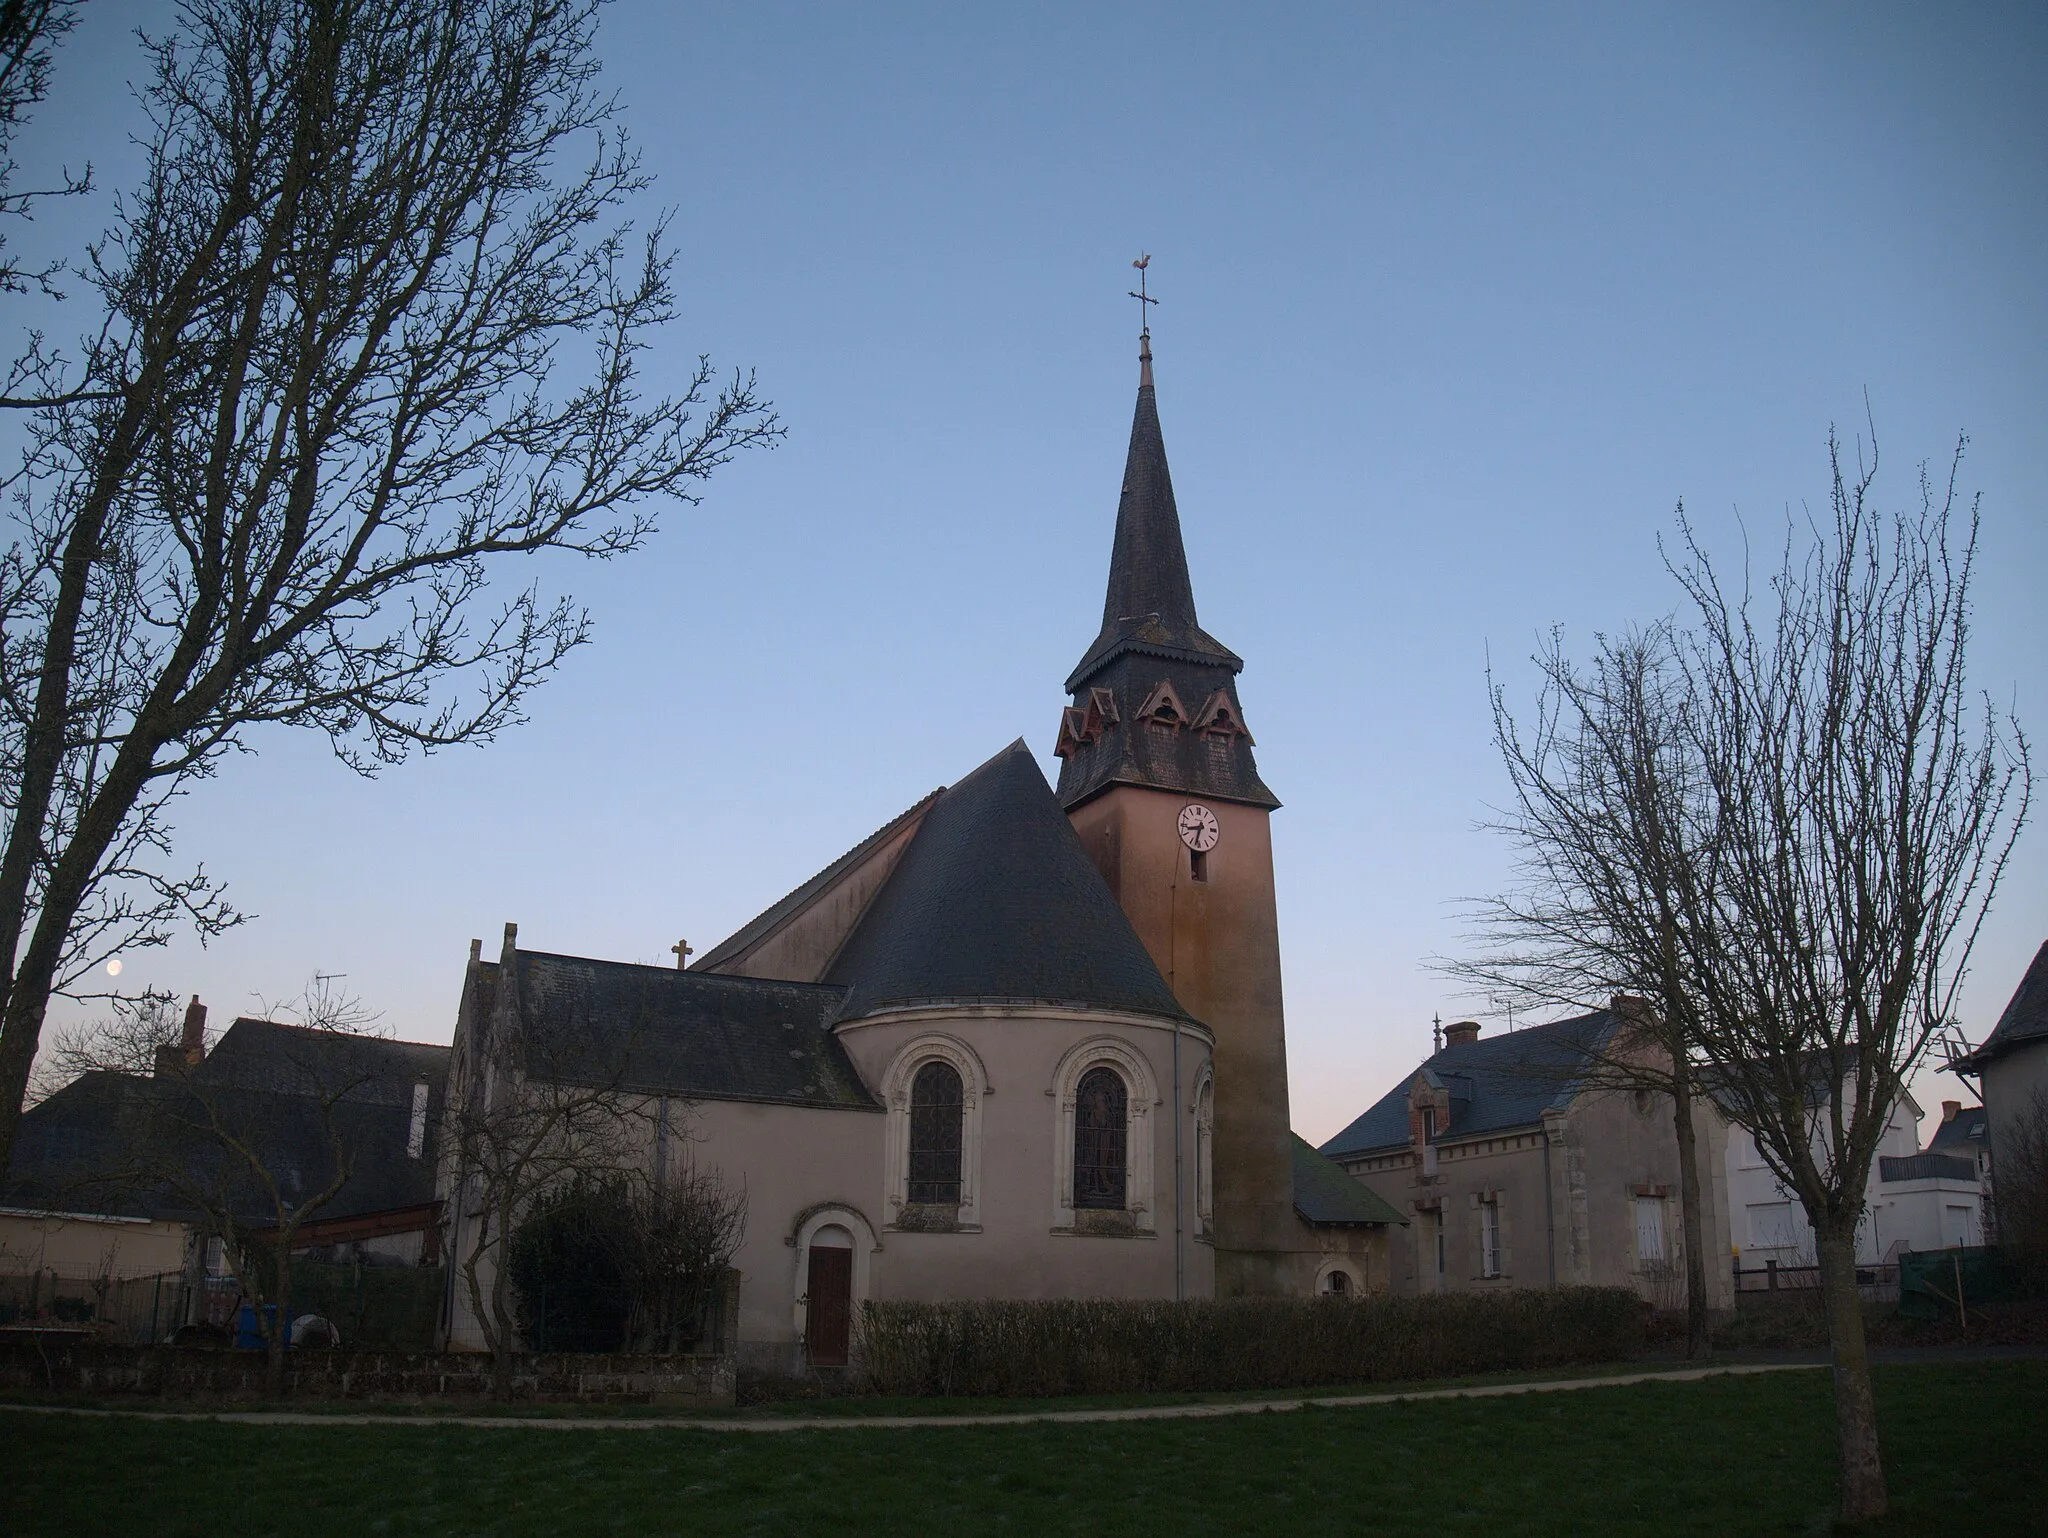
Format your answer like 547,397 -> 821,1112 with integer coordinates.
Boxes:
29,988 -> 185,1101
0,0 -> 780,1178
1461,426 -> 2026,1518
64,974 -> 398,1397
1662,429 -> 2029,1520
618,1162 -> 745,1353
0,0 -> 88,296
443,1029 -> 636,1398
1449,625 -> 1720,1359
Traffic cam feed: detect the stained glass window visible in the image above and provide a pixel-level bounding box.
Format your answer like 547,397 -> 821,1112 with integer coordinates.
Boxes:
907,1059 -> 964,1205
1073,1066 -> 1128,1210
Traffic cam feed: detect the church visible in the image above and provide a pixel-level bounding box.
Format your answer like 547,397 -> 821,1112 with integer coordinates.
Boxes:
439,327 -> 1402,1373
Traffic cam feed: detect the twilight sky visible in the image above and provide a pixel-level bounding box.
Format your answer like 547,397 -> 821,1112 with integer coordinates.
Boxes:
13,2 -> 2046,1143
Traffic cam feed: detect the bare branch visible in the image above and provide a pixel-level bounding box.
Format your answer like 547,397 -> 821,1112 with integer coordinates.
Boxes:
0,0 -> 778,1175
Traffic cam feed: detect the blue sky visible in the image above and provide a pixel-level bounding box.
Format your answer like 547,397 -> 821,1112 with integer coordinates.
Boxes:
13,2 -> 2045,1142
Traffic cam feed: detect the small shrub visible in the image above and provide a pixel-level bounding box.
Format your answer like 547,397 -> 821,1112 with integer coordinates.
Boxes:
507,1180 -> 634,1352
854,1288 -> 1643,1398
506,1170 -> 747,1354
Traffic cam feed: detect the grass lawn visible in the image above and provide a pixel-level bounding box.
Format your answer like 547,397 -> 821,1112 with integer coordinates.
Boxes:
1,1361 -> 2037,1536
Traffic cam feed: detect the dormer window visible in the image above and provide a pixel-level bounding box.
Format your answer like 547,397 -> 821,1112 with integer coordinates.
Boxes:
1192,689 -> 1253,742
1136,680 -> 1188,728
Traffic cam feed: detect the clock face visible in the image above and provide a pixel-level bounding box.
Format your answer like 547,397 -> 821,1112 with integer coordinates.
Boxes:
1177,803 -> 1220,852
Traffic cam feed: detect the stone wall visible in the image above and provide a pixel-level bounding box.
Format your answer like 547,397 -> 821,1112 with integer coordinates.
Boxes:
0,1338 -> 734,1405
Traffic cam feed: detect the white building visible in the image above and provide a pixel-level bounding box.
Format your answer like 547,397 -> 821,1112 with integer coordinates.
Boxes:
1722,1087 -> 1983,1275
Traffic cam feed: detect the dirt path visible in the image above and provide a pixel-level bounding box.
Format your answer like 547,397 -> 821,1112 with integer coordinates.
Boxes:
0,1360 -> 1832,1432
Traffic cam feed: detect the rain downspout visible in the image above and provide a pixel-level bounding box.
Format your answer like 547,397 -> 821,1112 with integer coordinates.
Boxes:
1169,828 -> 1184,1302
1542,1120 -> 1557,1287
1173,1021 -> 1184,1301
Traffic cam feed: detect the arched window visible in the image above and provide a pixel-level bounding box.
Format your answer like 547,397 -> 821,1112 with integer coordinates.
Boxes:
1194,1077 -> 1215,1229
907,1059 -> 964,1205
1073,1066 -> 1128,1210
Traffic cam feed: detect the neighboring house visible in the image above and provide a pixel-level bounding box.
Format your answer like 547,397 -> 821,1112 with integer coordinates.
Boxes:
1320,1013 -> 1735,1310
2,1009 -> 451,1310
439,336 -> 1403,1375
1954,937 -> 2048,1236
1927,1100 -> 1991,1184
1721,1083 -> 1983,1271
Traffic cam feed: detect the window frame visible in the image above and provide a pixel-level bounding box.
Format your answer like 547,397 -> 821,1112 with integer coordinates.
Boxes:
1634,1194 -> 1667,1266
906,1059 -> 965,1205
881,1034 -> 988,1232
1072,1065 -> 1130,1210
1193,1070 -> 1215,1234
1479,1195 -> 1502,1279
1049,1035 -> 1158,1234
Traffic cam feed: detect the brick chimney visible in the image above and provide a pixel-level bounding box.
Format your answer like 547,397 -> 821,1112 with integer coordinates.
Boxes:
154,996 -> 208,1077
1443,1020 -> 1481,1047
180,996 -> 207,1064
1942,1100 -> 1961,1123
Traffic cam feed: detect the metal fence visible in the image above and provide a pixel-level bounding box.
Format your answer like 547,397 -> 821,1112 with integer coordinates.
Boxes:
0,1265 -> 205,1342
0,1262 -> 440,1348
1731,1257 -> 1899,1303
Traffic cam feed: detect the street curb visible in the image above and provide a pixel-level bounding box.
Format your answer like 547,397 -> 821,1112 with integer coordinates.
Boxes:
0,1361 -> 1831,1432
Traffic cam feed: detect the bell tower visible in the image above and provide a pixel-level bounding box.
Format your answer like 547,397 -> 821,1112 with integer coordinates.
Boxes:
1055,323 -> 1300,1296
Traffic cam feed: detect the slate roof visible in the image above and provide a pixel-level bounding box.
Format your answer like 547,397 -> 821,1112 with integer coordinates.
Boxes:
506,952 -> 877,1110
1065,342 -> 1242,691
1054,651 -> 1280,812
1055,347 -> 1278,812
1927,1104 -> 1987,1157
1955,939 -> 2048,1072
1319,1011 -> 1619,1160
196,1018 -> 449,1109
1290,1134 -> 1406,1226
691,789 -> 943,974
2,1071 -> 183,1220
825,740 -> 1192,1023
4,1026 -> 452,1227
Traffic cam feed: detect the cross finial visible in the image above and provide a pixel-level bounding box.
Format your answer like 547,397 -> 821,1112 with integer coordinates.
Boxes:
671,938 -> 693,970
1432,1011 -> 1442,1054
1128,254 -> 1158,379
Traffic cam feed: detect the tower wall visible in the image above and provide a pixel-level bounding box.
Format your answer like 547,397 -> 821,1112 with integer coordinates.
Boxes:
1067,785 -> 1303,1293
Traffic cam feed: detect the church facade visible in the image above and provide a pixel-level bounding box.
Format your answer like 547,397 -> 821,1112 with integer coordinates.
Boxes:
438,333 -> 1400,1372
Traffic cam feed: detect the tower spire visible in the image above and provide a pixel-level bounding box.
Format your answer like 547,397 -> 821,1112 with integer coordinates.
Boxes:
1064,256 -> 1237,694
1054,260 -> 1274,814
1130,254 -> 1158,391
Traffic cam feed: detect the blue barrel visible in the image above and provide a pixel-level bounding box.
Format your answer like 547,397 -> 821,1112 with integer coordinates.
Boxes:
233,1303 -> 280,1349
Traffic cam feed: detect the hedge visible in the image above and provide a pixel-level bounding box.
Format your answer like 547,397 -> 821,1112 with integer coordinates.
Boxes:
854,1288 -> 1644,1398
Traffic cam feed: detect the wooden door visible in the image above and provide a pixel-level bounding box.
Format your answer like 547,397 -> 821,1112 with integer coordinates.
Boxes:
805,1246 -> 852,1366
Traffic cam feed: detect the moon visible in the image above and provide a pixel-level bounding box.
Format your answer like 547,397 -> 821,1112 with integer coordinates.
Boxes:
105,958 -> 122,977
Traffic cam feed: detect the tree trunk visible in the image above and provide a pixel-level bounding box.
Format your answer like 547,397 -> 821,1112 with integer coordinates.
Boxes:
490,1194 -> 516,1402
458,1243 -> 514,1402
1670,1068 -> 1712,1360
491,1339 -> 513,1401
0,985 -> 48,1175
1815,1221 -> 1887,1519
265,1247 -> 291,1400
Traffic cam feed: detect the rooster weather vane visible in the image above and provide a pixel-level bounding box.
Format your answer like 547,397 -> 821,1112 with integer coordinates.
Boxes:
1129,254 -> 1158,338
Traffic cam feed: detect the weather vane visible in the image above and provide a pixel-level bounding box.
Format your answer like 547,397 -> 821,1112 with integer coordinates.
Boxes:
1128,254 -> 1158,338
